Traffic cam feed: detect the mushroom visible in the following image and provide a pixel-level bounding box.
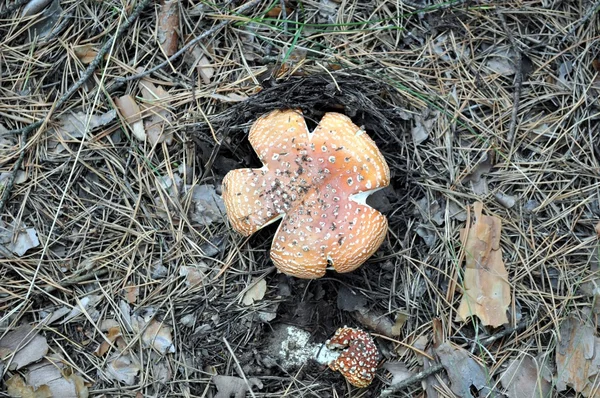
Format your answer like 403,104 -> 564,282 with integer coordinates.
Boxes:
222,109 -> 390,278
326,327 -> 379,388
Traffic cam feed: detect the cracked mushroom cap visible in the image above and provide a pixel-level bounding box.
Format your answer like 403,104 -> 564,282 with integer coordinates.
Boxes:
326,327 -> 379,388
222,109 -> 390,278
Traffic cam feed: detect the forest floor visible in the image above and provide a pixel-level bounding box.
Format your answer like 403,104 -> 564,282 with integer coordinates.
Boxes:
1,0 -> 600,397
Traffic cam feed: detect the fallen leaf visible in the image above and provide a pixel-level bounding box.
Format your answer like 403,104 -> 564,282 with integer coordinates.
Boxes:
54,110 -> 116,140
23,359 -> 88,398
10,226 -> 40,256
94,326 -> 122,357
336,285 -> 367,311
179,262 -> 209,287
26,0 -> 62,39
266,4 -> 293,17
463,151 -> 494,196
197,53 -> 214,84
123,285 -> 139,304
188,184 -> 226,225
383,362 -> 414,385
213,375 -> 263,398
435,342 -> 489,397
114,95 -> 145,141
106,354 -> 140,385
21,0 -> 53,16
0,324 -> 49,370
456,201 -> 511,327
410,109 -> 438,145
157,0 -> 179,56
138,80 -> 173,145
494,191 -> 516,208
138,318 -> 175,354
500,355 -> 551,398
556,316 -> 600,395
242,279 -> 267,306
73,44 -> 97,64
595,221 -> 600,238
6,374 -> 52,398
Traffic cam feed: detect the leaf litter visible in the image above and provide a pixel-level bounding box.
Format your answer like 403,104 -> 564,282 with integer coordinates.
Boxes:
456,201 -> 511,327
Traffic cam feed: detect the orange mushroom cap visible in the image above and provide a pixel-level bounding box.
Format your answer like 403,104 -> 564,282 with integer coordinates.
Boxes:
222,109 -> 390,278
326,327 -> 379,388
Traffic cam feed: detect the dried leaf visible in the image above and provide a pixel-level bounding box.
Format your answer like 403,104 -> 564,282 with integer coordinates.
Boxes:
157,0 -> 179,56
123,285 -> 139,304
456,201 -> 511,327
337,285 -> 366,311
266,4 -> 293,17
6,374 -> 52,398
73,45 -> 97,64
26,0 -> 62,39
435,342 -> 489,397
10,227 -> 40,256
21,0 -> 53,16
556,317 -> 600,395
139,80 -> 173,145
242,279 -> 267,306
94,326 -> 122,357
0,324 -> 49,370
197,54 -> 214,84
383,362 -> 414,385
24,359 -> 88,398
500,355 -> 551,398
53,110 -> 116,140
410,109 -> 438,145
106,354 -> 140,385
140,319 -> 175,354
213,375 -> 263,398
179,262 -> 208,287
595,221 -> 600,238
114,95 -> 145,141
463,151 -> 494,196
189,184 -> 226,225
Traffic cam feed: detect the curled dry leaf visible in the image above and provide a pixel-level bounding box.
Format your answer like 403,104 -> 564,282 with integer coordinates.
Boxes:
94,326 -> 122,357
383,362 -> 414,385
0,324 -> 49,370
20,359 -> 89,398
435,342 -> 489,397
139,80 -> 173,145
106,354 -> 140,385
135,318 -> 175,354
123,285 -> 139,304
456,201 -> 510,327
21,0 -> 53,16
114,95 -> 145,141
73,44 -> 98,64
242,279 -> 267,306
500,355 -> 551,398
212,375 -> 263,398
157,0 -> 179,56
53,110 -> 116,140
556,316 -> 600,395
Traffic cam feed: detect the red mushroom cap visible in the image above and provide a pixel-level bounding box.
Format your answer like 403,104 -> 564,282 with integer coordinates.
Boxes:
222,109 -> 390,278
326,327 -> 379,388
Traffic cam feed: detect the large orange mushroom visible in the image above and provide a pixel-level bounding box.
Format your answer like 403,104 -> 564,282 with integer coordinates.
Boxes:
222,109 -> 390,278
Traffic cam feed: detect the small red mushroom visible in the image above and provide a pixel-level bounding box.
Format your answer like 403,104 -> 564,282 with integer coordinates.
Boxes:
222,109 -> 390,278
326,327 -> 379,388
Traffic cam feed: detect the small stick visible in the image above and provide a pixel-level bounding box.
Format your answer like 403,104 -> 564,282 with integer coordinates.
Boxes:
561,0 -> 600,44
495,7 -> 523,147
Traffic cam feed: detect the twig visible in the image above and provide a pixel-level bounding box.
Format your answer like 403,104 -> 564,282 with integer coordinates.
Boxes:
495,7 -> 523,146
112,0 -> 262,86
378,321 -> 528,397
4,0 -> 152,137
561,0 -> 600,44
379,363 -> 444,397
0,0 -> 29,17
